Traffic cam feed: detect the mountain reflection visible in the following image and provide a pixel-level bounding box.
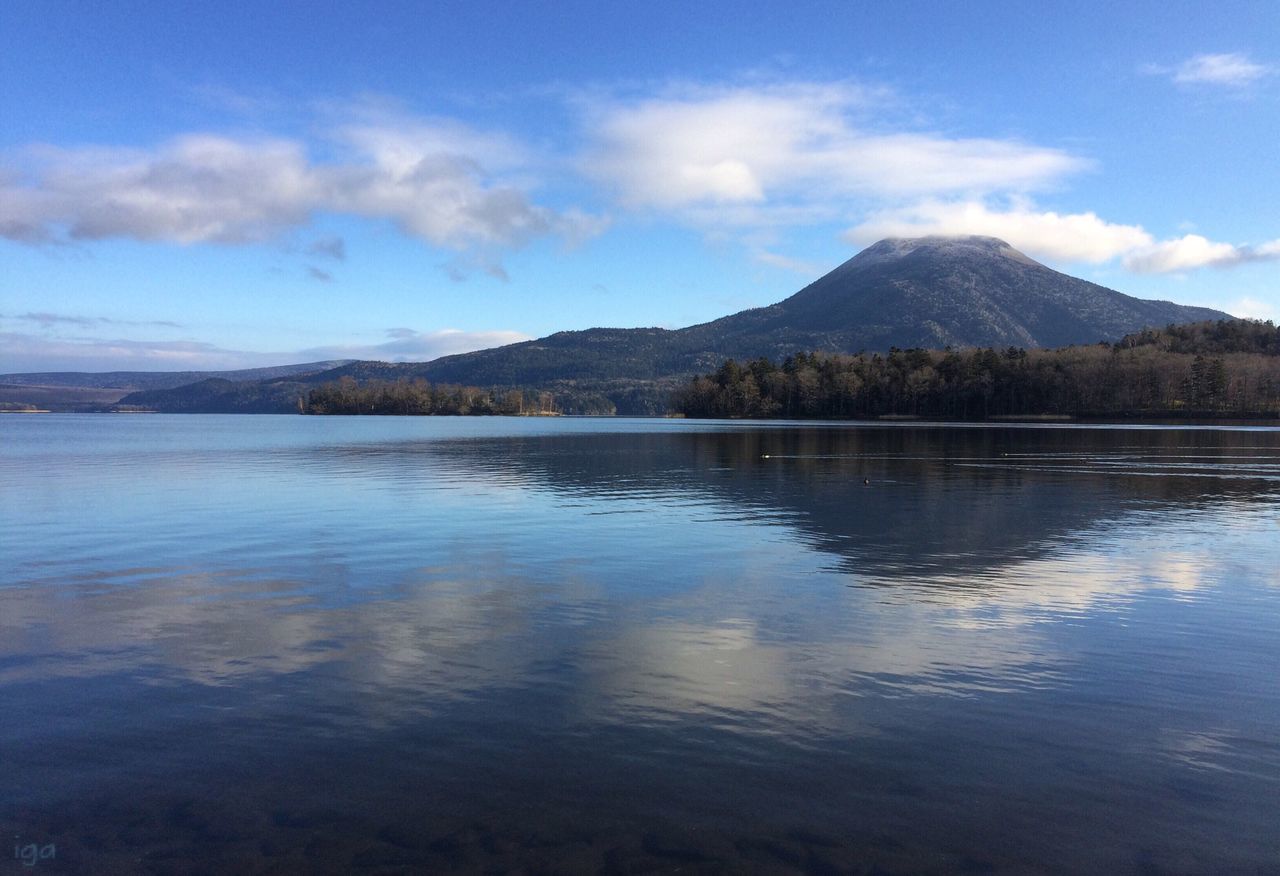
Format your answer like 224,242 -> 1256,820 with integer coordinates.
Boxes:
347,424 -> 1280,580
5,417 -> 1279,872
0,534 -> 1230,727
5,424 -> 1274,728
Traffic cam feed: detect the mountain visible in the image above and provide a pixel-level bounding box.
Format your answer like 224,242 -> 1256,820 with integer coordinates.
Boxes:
693,235 -> 1229,352
305,235 -> 1229,385
0,361 -> 353,390
115,236 -> 1231,414
0,361 -> 351,412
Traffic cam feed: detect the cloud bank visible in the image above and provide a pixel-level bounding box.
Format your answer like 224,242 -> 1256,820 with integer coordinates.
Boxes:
848,200 -> 1152,264
0,79 -> 1274,283
1123,235 -> 1280,273
582,82 -> 1085,225
0,120 -> 603,258
847,199 -> 1280,275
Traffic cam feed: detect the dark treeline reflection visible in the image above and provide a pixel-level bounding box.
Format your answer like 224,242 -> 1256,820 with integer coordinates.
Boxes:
337,424 -> 1280,580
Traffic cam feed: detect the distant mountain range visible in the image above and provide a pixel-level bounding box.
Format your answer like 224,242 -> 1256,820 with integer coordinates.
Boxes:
0,362 -> 350,412
3,237 -> 1232,413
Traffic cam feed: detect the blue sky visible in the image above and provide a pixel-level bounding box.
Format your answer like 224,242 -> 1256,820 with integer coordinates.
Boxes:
2,0 -> 1277,371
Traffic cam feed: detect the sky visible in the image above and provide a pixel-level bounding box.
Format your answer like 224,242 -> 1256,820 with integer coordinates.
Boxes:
1,0 -> 1277,372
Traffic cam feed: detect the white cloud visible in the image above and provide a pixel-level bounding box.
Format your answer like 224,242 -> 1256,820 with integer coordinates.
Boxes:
1230,297 -> 1277,321
0,117 -> 603,260
846,200 -> 1153,263
1122,234 -> 1239,273
324,120 -> 579,250
0,332 -> 276,372
5,137 -> 317,244
1123,234 -> 1280,273
847,199 -> 1280,277
836,133 -> 1085,194
1172,53 -> 1271,87
582,82 -> 1086,224
3,80 -> 1275,290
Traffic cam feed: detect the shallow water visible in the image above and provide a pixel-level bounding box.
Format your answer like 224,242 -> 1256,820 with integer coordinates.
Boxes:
2,415 -> 1279,873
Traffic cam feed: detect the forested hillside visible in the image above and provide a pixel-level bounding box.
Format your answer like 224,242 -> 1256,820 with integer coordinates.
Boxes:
672,320 -> 1280,420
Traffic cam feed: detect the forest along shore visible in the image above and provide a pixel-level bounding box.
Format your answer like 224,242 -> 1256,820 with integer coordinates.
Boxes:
671,320 -> 1280,421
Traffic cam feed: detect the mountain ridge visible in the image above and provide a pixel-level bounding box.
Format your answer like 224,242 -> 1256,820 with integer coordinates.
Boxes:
298,235 -> 1228,388
0,361 -> 352,391
6,237 -> 1233,413
0,361 -> 352,412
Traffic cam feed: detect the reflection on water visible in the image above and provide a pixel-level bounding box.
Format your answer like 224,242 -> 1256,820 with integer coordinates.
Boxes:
2,415 -> 1279,873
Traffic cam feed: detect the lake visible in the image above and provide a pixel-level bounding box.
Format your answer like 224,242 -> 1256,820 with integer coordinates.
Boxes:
2,415 -> 1279,873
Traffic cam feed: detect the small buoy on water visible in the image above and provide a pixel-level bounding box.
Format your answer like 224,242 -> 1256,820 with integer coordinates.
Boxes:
863,477 -> 870,485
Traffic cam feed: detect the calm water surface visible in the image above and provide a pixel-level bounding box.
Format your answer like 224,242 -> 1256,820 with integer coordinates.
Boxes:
2,415 -> 1279,873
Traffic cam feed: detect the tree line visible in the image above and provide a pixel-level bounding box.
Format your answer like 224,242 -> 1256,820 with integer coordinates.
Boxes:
304,376 -> 616,416
306,377 -> 557,415
671,320 -> 1280,420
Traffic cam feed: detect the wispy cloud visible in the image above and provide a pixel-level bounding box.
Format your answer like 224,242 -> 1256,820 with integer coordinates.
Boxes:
0,326 -> 531,373
307,235 -> 346,261
7,312 -> 183,329
1174,52 -> 1270,86
751,249 -> 824,276
12,312 -> 96,328
0,332 -> 274,373
188,83 -> 284,116
439,253 -> 514,283
298,327 -> 531,362
1146,52 -> 1272,88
